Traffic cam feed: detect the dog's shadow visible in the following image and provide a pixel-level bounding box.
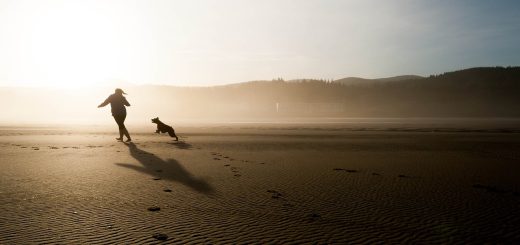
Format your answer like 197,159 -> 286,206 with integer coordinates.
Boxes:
167,141 -> 193,150
116,142 -> 213,194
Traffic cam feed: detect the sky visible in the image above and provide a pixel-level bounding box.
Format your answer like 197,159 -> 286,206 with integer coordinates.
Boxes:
0,0 -> 519,88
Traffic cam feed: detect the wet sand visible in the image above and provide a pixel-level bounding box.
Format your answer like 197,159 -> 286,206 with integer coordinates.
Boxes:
1,125 -> 519,243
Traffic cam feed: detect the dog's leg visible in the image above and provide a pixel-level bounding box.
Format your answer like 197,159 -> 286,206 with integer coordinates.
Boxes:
167,129 -> 178,141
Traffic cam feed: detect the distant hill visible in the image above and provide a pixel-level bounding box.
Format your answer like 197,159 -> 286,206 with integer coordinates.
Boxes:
128,66 -> 520,118
377,75 -> 425,82
334,75 -> 424,85
0,66 -> 519,124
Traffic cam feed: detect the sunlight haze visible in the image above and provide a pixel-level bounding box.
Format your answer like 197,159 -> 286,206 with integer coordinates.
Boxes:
0,0 -> 519,88
1,1 -> 520,243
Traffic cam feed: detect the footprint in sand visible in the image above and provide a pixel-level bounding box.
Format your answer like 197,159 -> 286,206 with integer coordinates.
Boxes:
147,206 -> 161,212
267,190 -> 283,199
152,233 -> 168,241
229,167 -> 241,177
472,184 -> 508,194
231,167 -> 242,177
333,168 -> 358,173
267,190 -> 297,209
307,213 -> 321,222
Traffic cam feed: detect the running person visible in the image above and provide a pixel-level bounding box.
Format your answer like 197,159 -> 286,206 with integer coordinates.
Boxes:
98,88 -> 132,142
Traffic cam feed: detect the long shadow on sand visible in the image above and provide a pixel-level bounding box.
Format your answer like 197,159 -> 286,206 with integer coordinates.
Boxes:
116,142 -> 213,194
167,141 -> 193,150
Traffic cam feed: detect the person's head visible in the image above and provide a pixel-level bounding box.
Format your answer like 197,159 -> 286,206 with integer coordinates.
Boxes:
115,88 -> 127,95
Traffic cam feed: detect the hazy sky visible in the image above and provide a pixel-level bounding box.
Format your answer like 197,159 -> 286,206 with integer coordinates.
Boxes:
0,0 -> 519,87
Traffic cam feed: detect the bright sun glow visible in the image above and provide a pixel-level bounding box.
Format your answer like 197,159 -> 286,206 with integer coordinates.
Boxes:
1,1 -> 519,88
1,1 -> 155,88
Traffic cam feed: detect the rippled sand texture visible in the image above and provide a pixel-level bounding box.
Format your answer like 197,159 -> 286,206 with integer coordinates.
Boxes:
1,127 -> 519,243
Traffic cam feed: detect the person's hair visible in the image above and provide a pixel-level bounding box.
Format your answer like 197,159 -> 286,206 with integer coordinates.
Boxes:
115,88 -> 126,95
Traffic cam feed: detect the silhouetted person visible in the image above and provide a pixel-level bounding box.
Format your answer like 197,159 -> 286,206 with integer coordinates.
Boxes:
98,88 -> 132,142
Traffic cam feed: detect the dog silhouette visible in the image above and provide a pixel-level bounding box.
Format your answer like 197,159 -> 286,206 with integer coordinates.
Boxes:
151,117 -> 178,141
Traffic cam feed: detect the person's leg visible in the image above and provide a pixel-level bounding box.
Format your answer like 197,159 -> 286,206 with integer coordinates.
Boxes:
120,114 -> 131,141
124,129 -> 131,141
113,115 -> 125,140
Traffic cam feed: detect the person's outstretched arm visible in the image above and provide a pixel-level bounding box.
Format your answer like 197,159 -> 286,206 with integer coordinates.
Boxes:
97,97 -> 110,108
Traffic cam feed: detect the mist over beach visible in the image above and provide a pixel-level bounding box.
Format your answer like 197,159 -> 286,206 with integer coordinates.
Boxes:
1,0 -> 520,243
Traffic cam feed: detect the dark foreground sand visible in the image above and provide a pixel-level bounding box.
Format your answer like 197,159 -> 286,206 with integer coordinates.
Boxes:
1,125 -> 519,243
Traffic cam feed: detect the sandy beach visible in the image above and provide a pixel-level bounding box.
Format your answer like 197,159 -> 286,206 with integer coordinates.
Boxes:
1,0 -> 519,243
1,124 -> 519,243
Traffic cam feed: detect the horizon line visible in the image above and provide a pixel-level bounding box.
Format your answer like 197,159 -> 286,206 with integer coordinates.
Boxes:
1,65 -> 518,89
